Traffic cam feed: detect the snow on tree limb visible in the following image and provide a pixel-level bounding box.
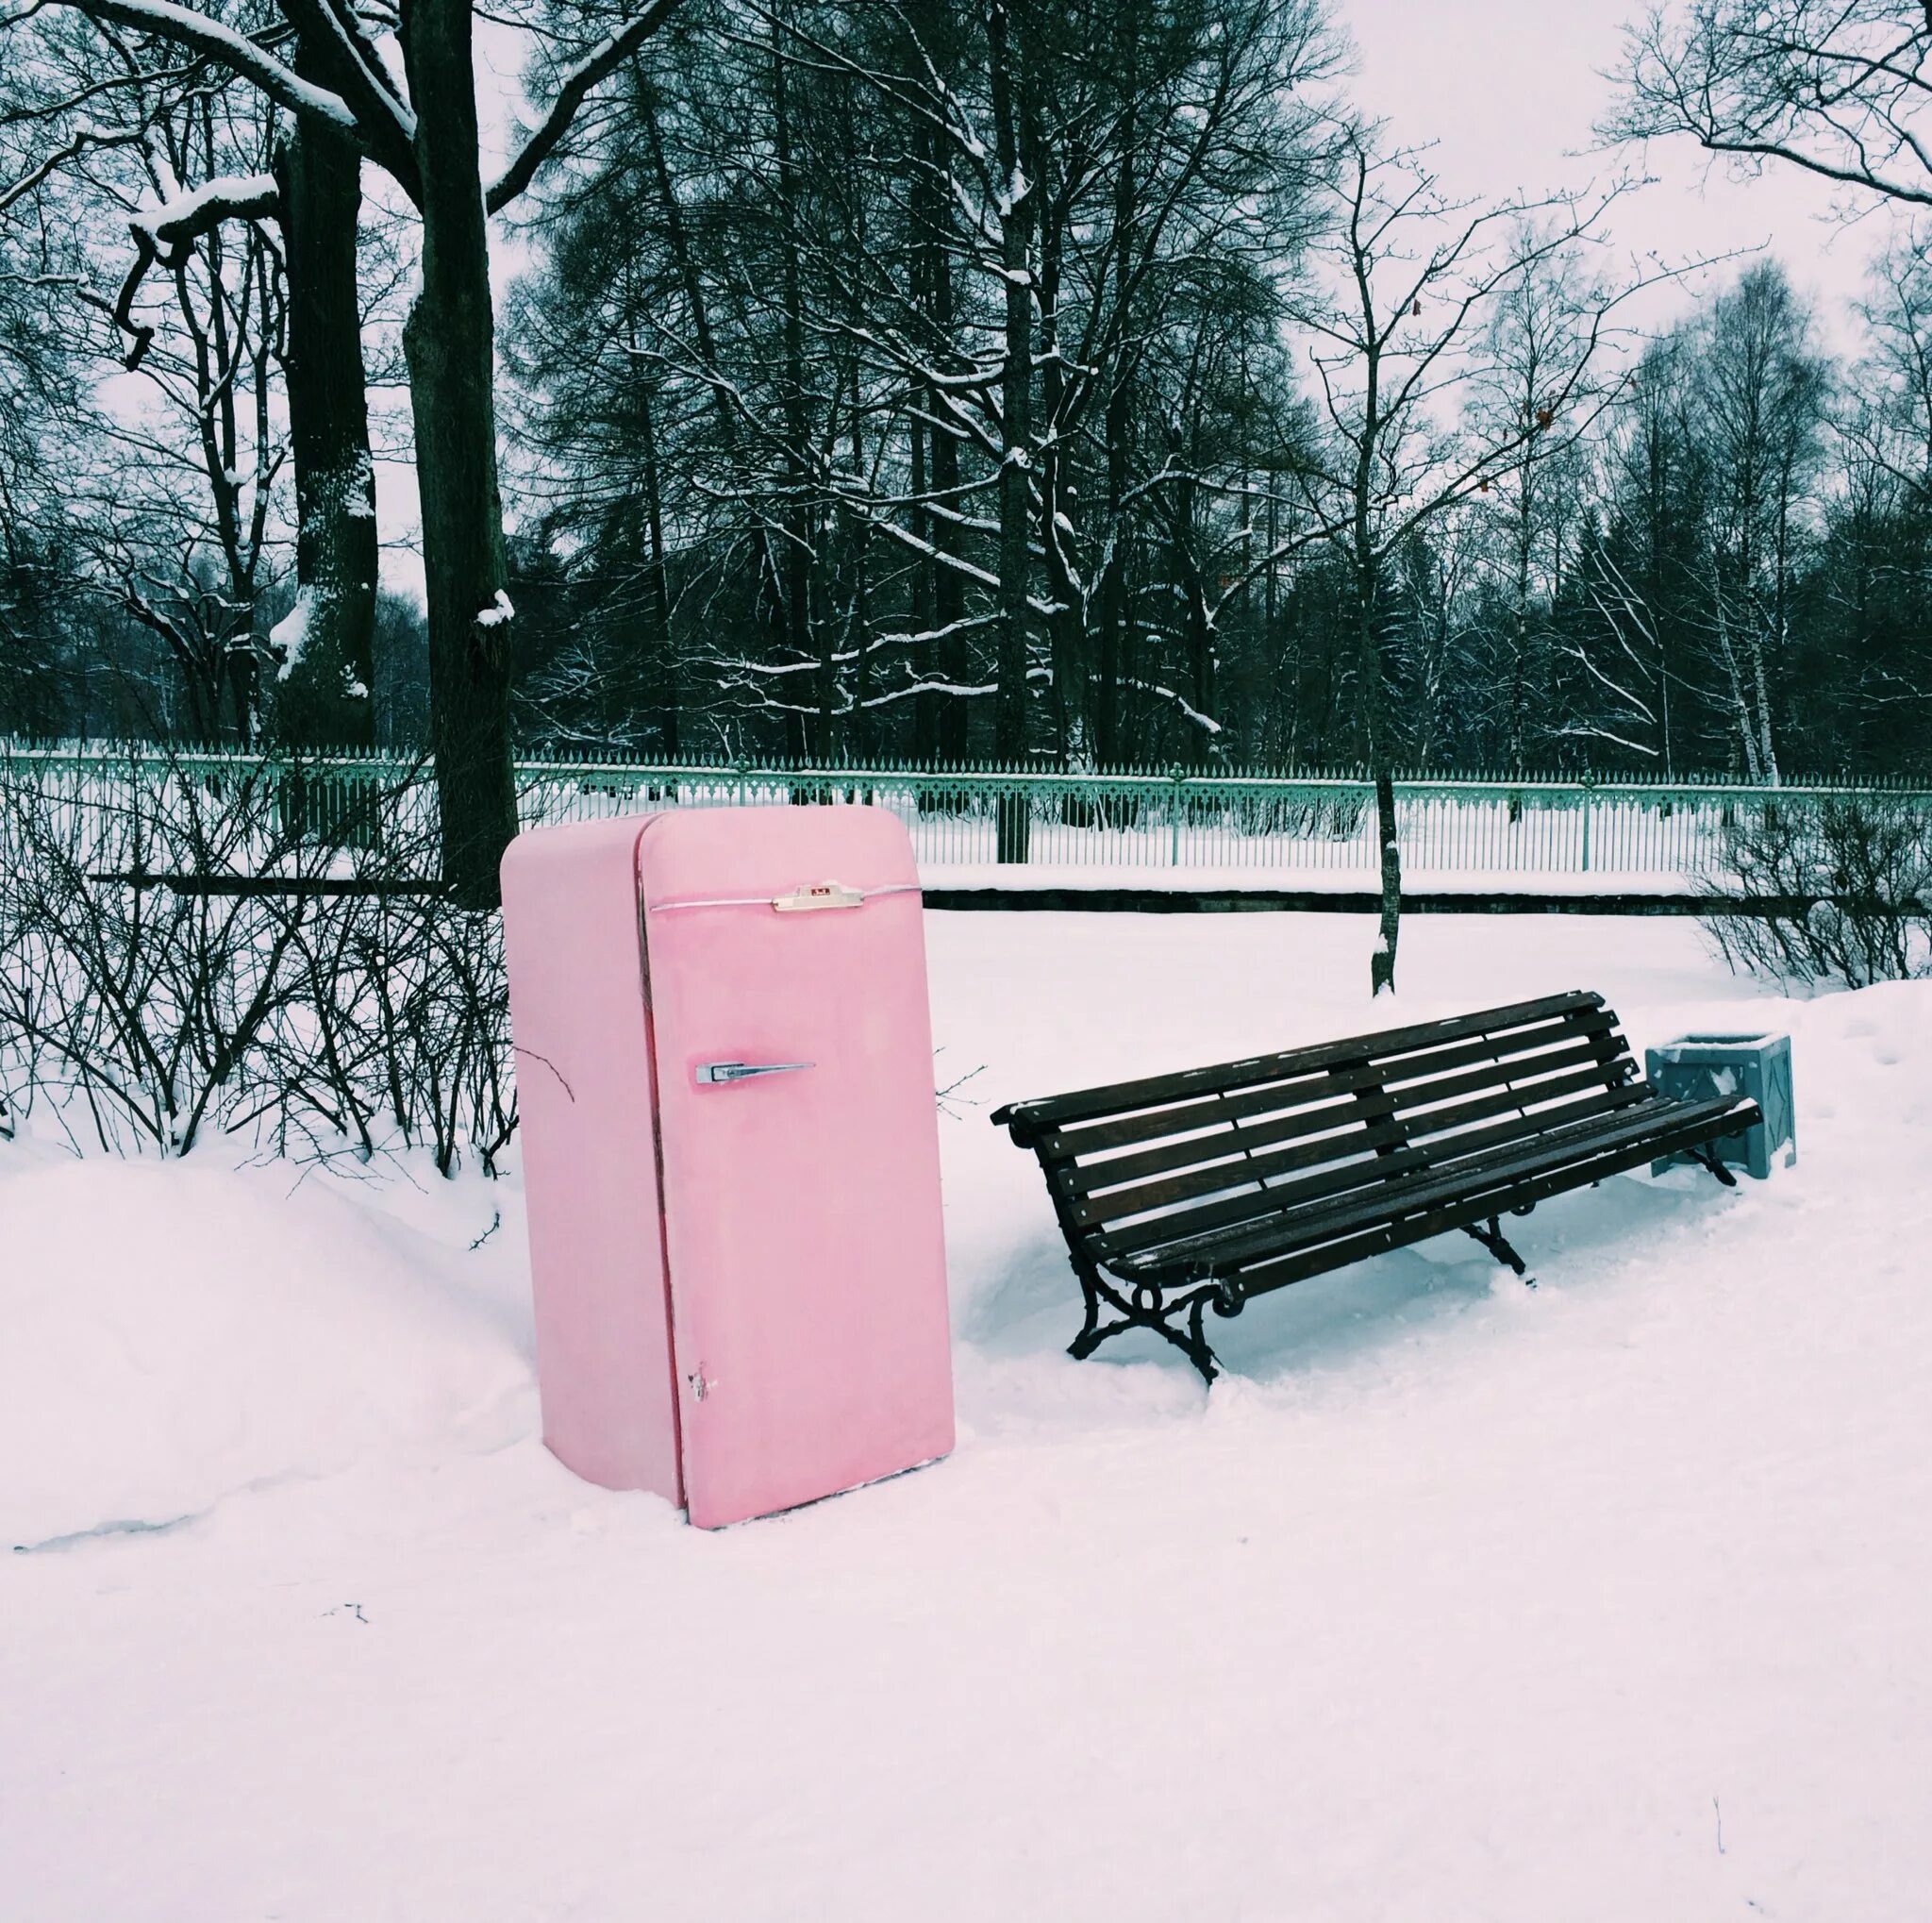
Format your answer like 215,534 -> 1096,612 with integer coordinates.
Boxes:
486,0 -> 684,214
45,0 -> 364,140
112,172 -> 281,371
275,0 -> 418,181
131,172 -> 281,249
1124,679 -> 1224,736
271,585 -> 318,678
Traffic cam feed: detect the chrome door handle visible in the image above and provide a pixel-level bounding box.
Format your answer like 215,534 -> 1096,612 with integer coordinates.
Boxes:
693,1060 -> 815,1086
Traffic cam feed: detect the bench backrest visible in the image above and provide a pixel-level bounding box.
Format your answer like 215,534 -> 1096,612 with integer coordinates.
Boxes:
991,991 -> 1644,1271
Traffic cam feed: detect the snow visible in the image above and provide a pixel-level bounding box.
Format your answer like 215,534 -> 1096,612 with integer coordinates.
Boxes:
475,587 -> 515,628
6,911 -> 1931,1920
129,173 -> 279,246
270,584 -> 316,679
2,1162 -> 529,1551
58,4 -> 362,139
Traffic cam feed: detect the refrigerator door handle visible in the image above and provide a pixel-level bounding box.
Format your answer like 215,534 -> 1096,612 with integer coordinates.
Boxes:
693,1060 -> 815,1086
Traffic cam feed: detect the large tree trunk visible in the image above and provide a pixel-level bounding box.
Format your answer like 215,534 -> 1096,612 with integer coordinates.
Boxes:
271,48 -> 377,747
401,0 -> 517,908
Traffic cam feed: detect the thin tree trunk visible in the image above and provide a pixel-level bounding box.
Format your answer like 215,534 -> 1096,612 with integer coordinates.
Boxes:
639,381 -> 676,756
989,0 -> 1033,858
772,8 -> 820,763
910,61 -> 968,762
1372,769 -> 1400,996
1094,11 -> 1137,773
1027,78 -> 1076,764
908,407 -> 936,761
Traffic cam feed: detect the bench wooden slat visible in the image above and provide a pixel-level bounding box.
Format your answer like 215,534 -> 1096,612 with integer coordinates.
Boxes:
1382,1034 -> 1626,1116
1170,1106 -> 1759,1298
1401,1077 -> 1655,1154
1068,1038 -> 1628,1219
1074,1075 -> 1657,1237
1091,1143 -> 1432,1260
1045,1010 -> 1624,1161
1417,1086 -> 1665,1175
1061,1088 -> 1402,1196
1125,1095 -> 1711,1278
1071,1102 -> 1402,1228
1117,1093 -> 1750,1279
993,990 -> 1606,1139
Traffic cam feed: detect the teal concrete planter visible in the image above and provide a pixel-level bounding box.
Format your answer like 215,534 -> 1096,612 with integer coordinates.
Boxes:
1645,1032 -> 1795,1179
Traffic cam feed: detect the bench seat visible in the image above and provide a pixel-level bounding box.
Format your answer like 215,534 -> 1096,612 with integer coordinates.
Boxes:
992,991 -> 1761,1381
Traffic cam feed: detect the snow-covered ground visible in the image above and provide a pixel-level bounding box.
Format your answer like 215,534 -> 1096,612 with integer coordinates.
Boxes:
5,912 -> 1930,1921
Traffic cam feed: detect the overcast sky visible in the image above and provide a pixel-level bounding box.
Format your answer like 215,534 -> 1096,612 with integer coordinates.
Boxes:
370,3 -> 1914,599
1342,0 -> 1907,347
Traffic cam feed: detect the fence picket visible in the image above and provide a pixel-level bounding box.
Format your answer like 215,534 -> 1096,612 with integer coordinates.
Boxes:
6,743 -> 1929,883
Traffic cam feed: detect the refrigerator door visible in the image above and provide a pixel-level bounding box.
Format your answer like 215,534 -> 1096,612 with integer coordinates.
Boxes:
638,806 -> 955,1528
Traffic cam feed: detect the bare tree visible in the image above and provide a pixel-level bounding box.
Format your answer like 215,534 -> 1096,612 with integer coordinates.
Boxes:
1613,1 -> 1932,211
2,0 -> 685,901
1284,128 -> 1637,990
0,9 -> 381,743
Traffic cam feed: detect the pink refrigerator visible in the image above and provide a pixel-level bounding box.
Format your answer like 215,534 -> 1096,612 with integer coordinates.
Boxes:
500,804 -> 955,1528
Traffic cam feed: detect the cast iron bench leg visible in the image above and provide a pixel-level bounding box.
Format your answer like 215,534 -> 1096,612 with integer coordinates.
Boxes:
1067,1260 -> 1222,1381
1067,1257 -> 1106,1359
1463,1214 -> 1534,1284
1685,1142 -> 1739,1187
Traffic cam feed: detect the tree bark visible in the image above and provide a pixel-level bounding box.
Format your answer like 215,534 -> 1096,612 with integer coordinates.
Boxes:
771,6 -> 822,764
1026,72 -> 1077,764
639,380 -> 677,756
906,34 -> 968,762
400,0 -> 517,908
989,0 -> 1033,858
272,66 -> 378,748
1093,9 -> 1138,772
1371,768 -> 1400,995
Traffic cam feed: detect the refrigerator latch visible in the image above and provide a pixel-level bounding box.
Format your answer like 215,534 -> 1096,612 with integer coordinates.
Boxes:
772,880 -> 864,911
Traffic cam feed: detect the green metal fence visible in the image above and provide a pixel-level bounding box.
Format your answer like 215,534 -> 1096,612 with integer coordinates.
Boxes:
8,743 -> 1930,881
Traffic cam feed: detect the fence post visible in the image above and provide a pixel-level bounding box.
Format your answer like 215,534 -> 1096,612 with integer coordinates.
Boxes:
1170,768 -> 1185,866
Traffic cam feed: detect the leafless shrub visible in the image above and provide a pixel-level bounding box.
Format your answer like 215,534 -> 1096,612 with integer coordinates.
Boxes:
0,744 -> 515,1172
1703,795 -> 1932,989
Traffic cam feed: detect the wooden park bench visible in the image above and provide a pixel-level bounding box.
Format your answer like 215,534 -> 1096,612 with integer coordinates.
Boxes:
991,990 -> 1761,1383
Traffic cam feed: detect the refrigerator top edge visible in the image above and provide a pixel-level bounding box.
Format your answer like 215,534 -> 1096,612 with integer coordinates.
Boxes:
635,804 -> 919,911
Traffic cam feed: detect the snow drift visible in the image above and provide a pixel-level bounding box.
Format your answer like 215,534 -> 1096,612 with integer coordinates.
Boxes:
1,1160 -> 531,1551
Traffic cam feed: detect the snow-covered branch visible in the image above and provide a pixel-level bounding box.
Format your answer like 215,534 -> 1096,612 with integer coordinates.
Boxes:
46,0 -> 362,140
487,0 -> 684,213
